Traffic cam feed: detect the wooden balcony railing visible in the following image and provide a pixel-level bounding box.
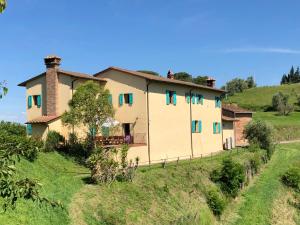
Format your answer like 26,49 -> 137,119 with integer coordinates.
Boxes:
95,135 -> 133,146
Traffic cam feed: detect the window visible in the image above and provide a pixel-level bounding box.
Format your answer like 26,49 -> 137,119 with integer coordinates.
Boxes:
166,90 -> 177,105
28,95 -> 41,109
215,96 -> 221,108
196,94 -> 204,105
27,124 -> 32,135
213,122 -> 221,134
192,120 -> 202,133
119,93 -> 133,106
185,93 -> 190,104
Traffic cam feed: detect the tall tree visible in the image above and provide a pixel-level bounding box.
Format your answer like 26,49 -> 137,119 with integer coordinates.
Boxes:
0,0 -> 6,13
246,76 -> 256,88
62,81 -> 114,137
137,70 -> 159,76
173,72 -> 193,82
193,75 -> 208,85
0,81 -> 8,99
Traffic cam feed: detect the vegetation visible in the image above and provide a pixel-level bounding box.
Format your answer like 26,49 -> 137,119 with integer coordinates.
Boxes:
222,76 -> 256,96
205,189 -> 226,217
281,167 -> 300,190
272,92 -> 293,116
44,131 -> 65,152
62,81 -> 114,139
172,71 -> 209,85
0,0 -> 6,13
137,70 -> 159,76
224,82 -> 300,111
244,120 -> 275,158
0,81 -> 8,99
281,66 -> 300,85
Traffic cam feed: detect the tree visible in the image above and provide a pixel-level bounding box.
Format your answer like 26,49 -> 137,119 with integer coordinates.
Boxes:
0,81 -> 8,99
137,70 -> 159,76
173,72 -> 193,82
193,75 -> 208,85
62,81 -> 114,137
0,0 -> 6,13
281,66 -> 300,85
224,78 -> 248,96
246,76 -> 256,88
281,74 -> 288,84
272,92 -> 294,116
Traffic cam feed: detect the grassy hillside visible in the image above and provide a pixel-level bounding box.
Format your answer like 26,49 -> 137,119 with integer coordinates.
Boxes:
0,152 -> 89,225
225,83 -> 300,111
2,144 -> 300,225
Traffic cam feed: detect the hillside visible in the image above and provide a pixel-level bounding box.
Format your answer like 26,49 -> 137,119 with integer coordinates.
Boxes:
224,83 -> 300,111
1,144 -> 300,225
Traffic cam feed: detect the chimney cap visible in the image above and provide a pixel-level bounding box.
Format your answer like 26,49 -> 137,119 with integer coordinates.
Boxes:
206,77 -> 216,81
44,55 -> 61,68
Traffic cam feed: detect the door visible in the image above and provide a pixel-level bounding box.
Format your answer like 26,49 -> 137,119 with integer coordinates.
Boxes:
123,123 -> 132,144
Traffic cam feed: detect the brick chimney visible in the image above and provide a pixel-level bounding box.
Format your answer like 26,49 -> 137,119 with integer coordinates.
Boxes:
167,70 -> 174,79
206,77 -> 216,88
44,55 -> 61,116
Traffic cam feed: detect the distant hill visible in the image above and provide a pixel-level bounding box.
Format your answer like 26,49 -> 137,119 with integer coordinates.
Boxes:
224,83 -> 300,111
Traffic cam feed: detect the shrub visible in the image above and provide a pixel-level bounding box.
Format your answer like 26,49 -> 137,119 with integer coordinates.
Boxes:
281,167 -> 300,190
249,153 -> 261,175
244,120 -> 275,158
272,92 -> 294,116
0,121 -> 26,136
212,158 -> 245,198
44,131 -> 64,152
205,189 -> 226,217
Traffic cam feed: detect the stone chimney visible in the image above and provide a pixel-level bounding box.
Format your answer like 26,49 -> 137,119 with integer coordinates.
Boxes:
44,55 -> 61,116
167,70 -> 174,79
206,77 -> 216,88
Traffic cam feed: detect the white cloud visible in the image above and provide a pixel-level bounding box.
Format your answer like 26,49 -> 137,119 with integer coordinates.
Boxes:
222,47 -> 300,54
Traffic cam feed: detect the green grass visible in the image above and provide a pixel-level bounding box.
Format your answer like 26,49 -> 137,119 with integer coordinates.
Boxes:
225,83 -> 300,111
0,152 -> 89,225
71,149 -> 261,225
230,143 -> 300,225
254,112 -> 300,141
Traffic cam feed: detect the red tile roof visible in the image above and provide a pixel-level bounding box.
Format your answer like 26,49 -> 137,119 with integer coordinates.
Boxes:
18,70 -> 106,87
26,115 -> 60,124
222,104 -> 253,114
94,66 -> 226,93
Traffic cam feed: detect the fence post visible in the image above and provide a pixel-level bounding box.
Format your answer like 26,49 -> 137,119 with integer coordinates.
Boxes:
177,157 -> 179,166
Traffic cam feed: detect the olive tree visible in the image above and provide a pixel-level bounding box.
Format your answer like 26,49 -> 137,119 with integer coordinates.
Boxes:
0,0 -> 6,13
272,92 -> 293,116
62,81 -> 114,137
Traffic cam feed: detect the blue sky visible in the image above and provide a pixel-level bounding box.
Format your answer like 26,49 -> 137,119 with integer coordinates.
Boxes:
1,0 -> 300,123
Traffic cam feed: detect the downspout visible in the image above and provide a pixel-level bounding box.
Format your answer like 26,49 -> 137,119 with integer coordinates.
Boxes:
71,79 -> 78,134
220,98 -> 224,150
146,80 -> 151,165
189,89 -> 194,157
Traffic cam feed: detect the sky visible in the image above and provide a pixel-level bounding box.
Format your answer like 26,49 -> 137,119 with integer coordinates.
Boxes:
1,0 -> 300,123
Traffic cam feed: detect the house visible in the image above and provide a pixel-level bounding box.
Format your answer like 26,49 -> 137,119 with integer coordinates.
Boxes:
19,55 -> 232,165
222,104 -> 253,146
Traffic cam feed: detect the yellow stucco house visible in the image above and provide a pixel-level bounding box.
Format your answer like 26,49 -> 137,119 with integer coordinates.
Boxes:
19,56 -> 237,165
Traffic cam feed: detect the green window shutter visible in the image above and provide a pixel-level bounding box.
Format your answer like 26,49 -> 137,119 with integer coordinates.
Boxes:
90,127 -> 96,137
28,96 -> 32,109
218,123 -> 221,134
129,93 -> 133,105
27,124 -> 32,135
108,94 -> 113,105
186,93 -> 190,104
198,120 -> 202,133
215,97 -> 218,107
101,127 -> 110,137
200,95 -> 204,105
192,94 -> 196,104
166,90 -> 170,105
197,95 -> 200,104
173,92 -> 177,105
192,121 -> 196,133
37,95 -> 42,108
213,122 -> 216,134
218,98 -> 221,108
119,94 -> 123,106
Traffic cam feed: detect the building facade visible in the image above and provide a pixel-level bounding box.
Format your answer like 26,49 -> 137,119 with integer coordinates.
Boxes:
18,56 -> 244,165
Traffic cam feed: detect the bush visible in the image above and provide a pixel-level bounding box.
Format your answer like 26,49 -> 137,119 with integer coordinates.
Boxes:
44,131 -> 64,152
244,120 -> 275,158
205,189 -> 226,217
249,153 -> 261,175
272,92 -> 293,116
211,158 -> 245,198
281,167 -> 300,190
0,121 -> 26,136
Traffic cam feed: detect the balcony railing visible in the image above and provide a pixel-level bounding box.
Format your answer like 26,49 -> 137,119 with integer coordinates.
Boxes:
95,135 -> 133,146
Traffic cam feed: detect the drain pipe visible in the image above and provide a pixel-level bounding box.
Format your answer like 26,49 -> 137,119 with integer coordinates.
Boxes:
71,79 -> 78,134
189,89 -> 194,157
146,81 -> 151,165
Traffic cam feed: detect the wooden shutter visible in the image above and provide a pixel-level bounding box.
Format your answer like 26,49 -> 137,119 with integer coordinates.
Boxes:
218,123 -> 221,133
192,94 -> 195,104
173,92 -> 177,105
198,120 -> 202,133
192,121 -> 196,133
213,122 -> 216,134
108,94 -> 113,105
129,93 -> 133,105
200,95 -> 204,105
119,94 -> 123,106
37,95 -> 41,108
28,96 -> 32,109
166,90 -> 170,105
27,124 -> 32,135
186,93 -> 190,104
